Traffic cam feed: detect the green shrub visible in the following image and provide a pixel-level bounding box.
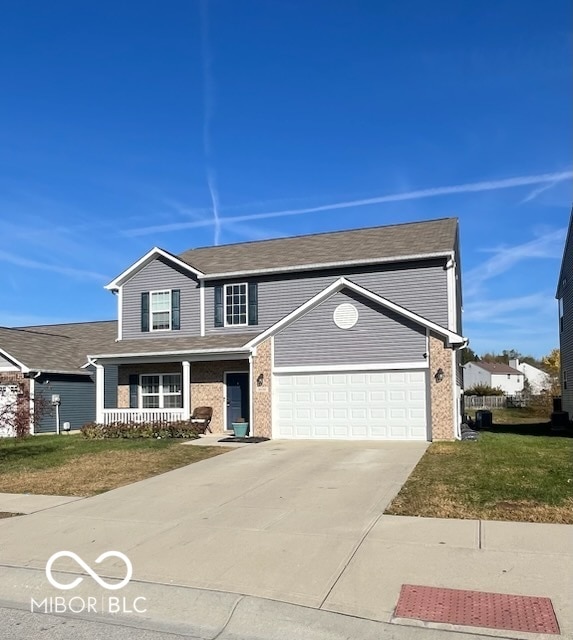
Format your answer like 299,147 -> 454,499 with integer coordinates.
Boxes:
80,420 -> 202,440
465,384 -> 505,396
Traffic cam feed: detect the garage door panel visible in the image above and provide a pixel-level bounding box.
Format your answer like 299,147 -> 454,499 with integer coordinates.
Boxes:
273,370 -> 428,440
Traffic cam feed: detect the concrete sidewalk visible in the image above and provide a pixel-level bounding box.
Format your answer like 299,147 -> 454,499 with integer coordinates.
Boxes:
0,441 -> 570,639
0,492 -> 82,514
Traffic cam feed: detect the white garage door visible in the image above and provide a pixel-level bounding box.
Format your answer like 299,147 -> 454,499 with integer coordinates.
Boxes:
273,370 -> 428,440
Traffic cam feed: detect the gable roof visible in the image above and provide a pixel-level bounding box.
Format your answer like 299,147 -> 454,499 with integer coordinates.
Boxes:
179,218 -> 458,278
105,247 -> 204,291
556,207 -> 573,299
0,321 -> 117,374
246,277 -> 466,349
467,361 -> 522,375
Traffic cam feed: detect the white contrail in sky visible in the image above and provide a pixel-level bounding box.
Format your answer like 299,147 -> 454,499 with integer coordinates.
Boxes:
124,169 -> 572,237
200,0 -> 221,245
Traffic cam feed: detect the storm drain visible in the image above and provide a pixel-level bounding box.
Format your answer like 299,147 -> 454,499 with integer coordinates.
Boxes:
394,584 -> 560,635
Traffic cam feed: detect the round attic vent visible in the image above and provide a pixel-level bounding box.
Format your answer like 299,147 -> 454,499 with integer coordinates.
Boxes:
333,303 -> 358,329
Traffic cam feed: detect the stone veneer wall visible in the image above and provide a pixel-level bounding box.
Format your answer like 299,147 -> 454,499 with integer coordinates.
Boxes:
429,332 -> 455,440
251,338 -> 273,439
190,360 -> 248,433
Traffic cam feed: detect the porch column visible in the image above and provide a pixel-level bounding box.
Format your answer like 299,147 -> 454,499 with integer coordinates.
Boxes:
95,364 -> 105,423
182,361 -> 191,419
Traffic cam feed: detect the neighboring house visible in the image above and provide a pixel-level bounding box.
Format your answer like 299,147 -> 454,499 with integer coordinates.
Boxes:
508,358 -> 551,394
557,208 -> 573,419
463,361 -> 524,395
0,322 -> 117,435
86,218 -> 467,441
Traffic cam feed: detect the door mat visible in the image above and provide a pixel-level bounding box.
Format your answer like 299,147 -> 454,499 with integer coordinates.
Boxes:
395,584 -> 559,635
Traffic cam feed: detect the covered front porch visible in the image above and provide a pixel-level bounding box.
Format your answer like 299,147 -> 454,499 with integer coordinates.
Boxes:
94,355 -> 251,434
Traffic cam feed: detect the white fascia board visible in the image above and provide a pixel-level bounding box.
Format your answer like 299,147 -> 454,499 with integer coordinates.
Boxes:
87,347 -> 249,360
104,247 -> 205,290
273,362 -> 429,374
200,251 -> 452,281
0,348 -> 28,373
246,276 -> 466,349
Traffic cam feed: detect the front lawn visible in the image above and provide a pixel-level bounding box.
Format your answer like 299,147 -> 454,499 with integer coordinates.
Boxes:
0,435 -> 230,497
386,426 -> 573,524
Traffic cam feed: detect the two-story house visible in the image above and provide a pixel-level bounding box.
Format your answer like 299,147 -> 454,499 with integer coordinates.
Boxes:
557,208 -> 573,419
87,217 -> 466,441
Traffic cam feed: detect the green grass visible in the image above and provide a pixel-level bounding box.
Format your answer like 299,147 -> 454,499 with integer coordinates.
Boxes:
0,435 -> 230,496
386,423 -> 573,523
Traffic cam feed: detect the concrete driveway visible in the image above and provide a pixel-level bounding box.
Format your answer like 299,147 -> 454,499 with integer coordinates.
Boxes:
0,440 -> 426,607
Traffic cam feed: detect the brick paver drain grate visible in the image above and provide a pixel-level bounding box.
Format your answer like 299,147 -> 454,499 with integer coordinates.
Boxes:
395,584 -> 560,634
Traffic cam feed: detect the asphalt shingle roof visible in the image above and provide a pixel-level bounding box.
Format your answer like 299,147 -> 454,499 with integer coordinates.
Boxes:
471,361 -> 522,375
0,321 -> 118,373
178,217 -> 458,275
87,332 -> 258,357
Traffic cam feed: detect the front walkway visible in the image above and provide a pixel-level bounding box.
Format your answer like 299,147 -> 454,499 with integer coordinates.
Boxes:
0,441 -> 570,638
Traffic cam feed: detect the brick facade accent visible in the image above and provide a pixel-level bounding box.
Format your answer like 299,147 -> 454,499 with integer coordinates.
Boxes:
251,338 -> 273,439
117,360 -> 249,434
0,372 -> 30,436
117,363 -> 182,409
429,332 -> 456,440
190,360 -> 248,433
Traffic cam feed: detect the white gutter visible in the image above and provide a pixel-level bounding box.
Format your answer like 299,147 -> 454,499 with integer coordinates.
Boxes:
87,346 -> 250,360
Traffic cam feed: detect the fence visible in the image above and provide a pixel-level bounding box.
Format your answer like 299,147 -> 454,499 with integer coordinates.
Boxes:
463,394 -> 549,410
464,395 -> 508,409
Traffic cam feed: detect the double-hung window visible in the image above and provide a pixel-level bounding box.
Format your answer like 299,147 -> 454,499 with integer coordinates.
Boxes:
150,290 -> 171,331
225,283 -> 247,326
559,298 -> 564,333
140,374 -> 182,408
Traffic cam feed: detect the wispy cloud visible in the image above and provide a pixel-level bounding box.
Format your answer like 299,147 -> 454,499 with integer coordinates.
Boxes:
464,291 -> 554,323
464,227 -> 565,296
520,178 -> 563,204
0,250 -> 109,281
200,0 -> 221,245
123,169 -> 573,237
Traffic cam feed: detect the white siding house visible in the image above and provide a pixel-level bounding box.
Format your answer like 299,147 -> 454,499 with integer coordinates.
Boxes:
463,361 -> 524,395
508,358 -> 551,393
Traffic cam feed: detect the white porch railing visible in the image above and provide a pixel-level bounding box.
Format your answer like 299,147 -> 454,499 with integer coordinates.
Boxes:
102,409 -> 185,425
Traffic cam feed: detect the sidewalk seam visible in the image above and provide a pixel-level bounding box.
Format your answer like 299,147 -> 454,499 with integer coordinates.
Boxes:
212,594 -> 244,640
317,512 -> 384,610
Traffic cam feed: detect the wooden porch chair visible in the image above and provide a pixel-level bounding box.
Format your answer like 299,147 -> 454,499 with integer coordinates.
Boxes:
190,406 -> 213,433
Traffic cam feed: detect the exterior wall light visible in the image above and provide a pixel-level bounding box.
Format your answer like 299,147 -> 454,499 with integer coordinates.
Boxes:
256,373 -> 264,387
435,368 -> 445,383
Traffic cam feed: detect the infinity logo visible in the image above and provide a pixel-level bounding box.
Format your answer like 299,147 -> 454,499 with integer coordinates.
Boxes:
45,551 -> 133,591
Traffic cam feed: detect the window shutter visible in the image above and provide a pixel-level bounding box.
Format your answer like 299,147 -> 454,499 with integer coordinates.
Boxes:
141,292 -> 150,332
214,285 -> 224,327
248,282 -> 258,326
171,289 -> 180,330
129,375 -> 139,408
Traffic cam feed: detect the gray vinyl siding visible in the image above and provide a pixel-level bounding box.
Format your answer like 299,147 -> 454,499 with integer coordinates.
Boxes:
559,231 -> 573,417
274,289 -> 427,368
122,257 -> 201,339
206,259 -> 448,334
0,353 -> 18,370
34,374 -> 96,433
104,365 -> 118,408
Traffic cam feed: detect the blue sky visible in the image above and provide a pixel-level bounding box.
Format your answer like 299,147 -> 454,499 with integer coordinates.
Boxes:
0,0 -> 571,357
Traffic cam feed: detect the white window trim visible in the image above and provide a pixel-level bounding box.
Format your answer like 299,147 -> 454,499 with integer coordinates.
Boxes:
149,289 -> 172,332
224,282 -> 248,327
139,373 -> 182,409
